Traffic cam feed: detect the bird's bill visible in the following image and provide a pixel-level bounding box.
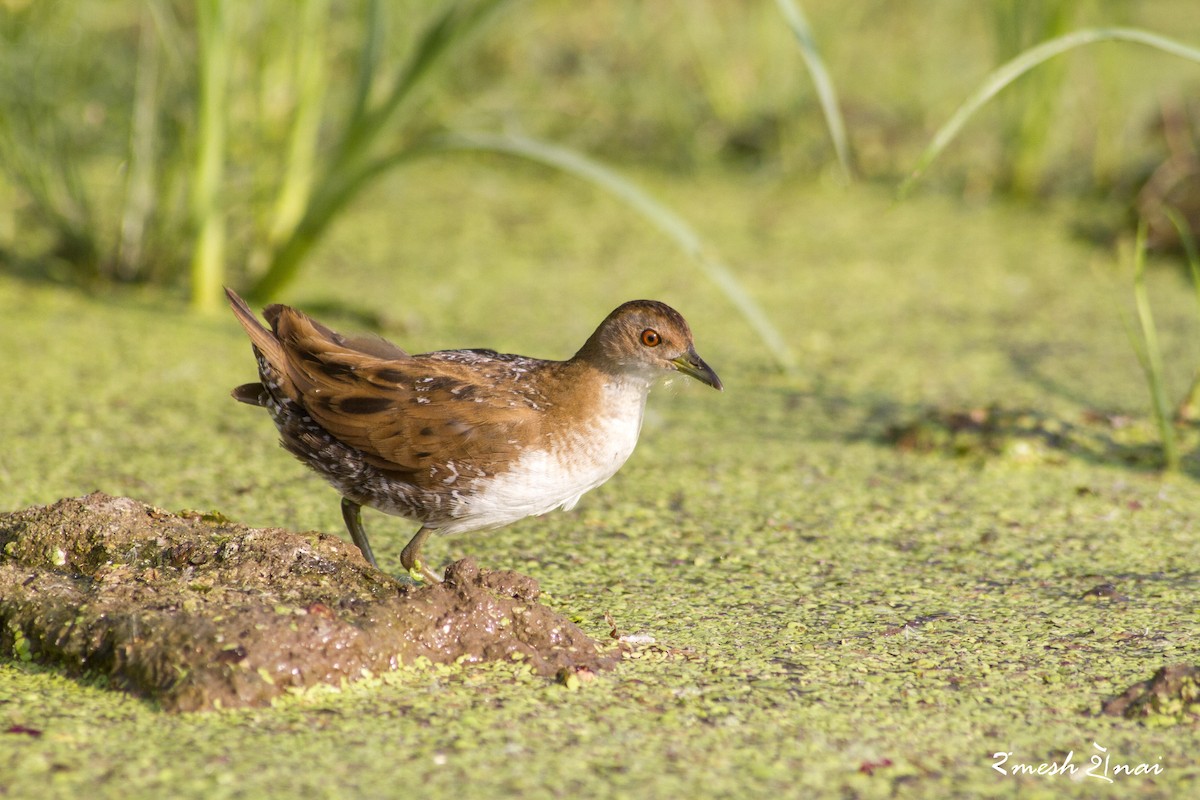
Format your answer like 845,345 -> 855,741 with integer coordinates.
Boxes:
671,349 -> 723,391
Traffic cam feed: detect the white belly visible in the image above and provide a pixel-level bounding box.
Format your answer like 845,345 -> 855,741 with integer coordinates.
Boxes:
438,391 -> 646,535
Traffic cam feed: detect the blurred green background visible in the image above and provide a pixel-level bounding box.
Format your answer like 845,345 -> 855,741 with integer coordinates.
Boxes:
3,0 -> 1200,309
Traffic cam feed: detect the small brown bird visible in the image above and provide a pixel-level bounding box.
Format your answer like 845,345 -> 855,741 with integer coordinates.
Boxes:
226,288 -> 722,582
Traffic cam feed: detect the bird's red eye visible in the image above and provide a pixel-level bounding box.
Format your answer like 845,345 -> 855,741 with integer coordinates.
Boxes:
640,329 -> 661,347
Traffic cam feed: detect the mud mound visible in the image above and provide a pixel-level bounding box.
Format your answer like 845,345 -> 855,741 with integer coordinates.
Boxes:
0,493 -> 616,711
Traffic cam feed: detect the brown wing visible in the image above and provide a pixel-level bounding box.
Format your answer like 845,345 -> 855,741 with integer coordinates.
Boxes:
271,306 -> 541,474
262,303 -> 410,361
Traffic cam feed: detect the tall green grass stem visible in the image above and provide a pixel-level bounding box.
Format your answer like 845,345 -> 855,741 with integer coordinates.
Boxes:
264,0 -> 330,249
1163,207 -> 1200,313
1163,206 -> 1200,422
248,0 -> 513,301
773,0 -> 851,180
989,0 -> 1073,195
117,5 -> 161,281
901,27 -> 1200,196
1127,223 -> 1179,471
190,0 -> 230,313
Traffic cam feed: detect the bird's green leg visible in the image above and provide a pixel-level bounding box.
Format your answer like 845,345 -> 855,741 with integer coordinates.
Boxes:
340,498 -> 379,569
401,526 -> 443,583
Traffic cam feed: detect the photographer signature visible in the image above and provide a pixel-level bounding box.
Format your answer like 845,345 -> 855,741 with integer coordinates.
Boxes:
992,742 -> 1163,782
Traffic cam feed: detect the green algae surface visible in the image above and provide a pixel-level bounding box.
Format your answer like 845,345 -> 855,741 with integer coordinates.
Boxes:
1,169 -> 1198,798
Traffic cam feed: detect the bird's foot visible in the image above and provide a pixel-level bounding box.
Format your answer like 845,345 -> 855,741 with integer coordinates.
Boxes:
407,558 -> 444,584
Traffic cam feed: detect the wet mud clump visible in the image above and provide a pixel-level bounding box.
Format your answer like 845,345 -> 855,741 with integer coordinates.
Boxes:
1102,664 -> 1200,724
0,493 -> 617,711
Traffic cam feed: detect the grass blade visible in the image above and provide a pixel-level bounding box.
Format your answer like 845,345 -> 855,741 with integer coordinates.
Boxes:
189,0 -> 230,313
117,3 -> 162,280
250,0 -> 514,301
901,27 -> 1200,196
1163,207 -> 1200,312
247,146 -> 428,301
1162,206 -> 1200,422
426,131 -> 800,376
347,0 -> 384,130
773,0 -> 851,179
989,0 -> 1073,196
265,0 -> 330,248
1129,222 -> 1179,471
334,0 -> 512,170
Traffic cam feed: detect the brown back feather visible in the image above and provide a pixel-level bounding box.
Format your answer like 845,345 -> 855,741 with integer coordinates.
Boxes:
226,289 -> 285,369
240,299 -> 542,473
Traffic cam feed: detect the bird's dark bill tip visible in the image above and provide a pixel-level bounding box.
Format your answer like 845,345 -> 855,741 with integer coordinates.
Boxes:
671,352 -> 723,391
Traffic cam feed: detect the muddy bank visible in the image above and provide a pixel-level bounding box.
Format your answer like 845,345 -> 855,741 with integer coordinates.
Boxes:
0,493 -> 616,711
